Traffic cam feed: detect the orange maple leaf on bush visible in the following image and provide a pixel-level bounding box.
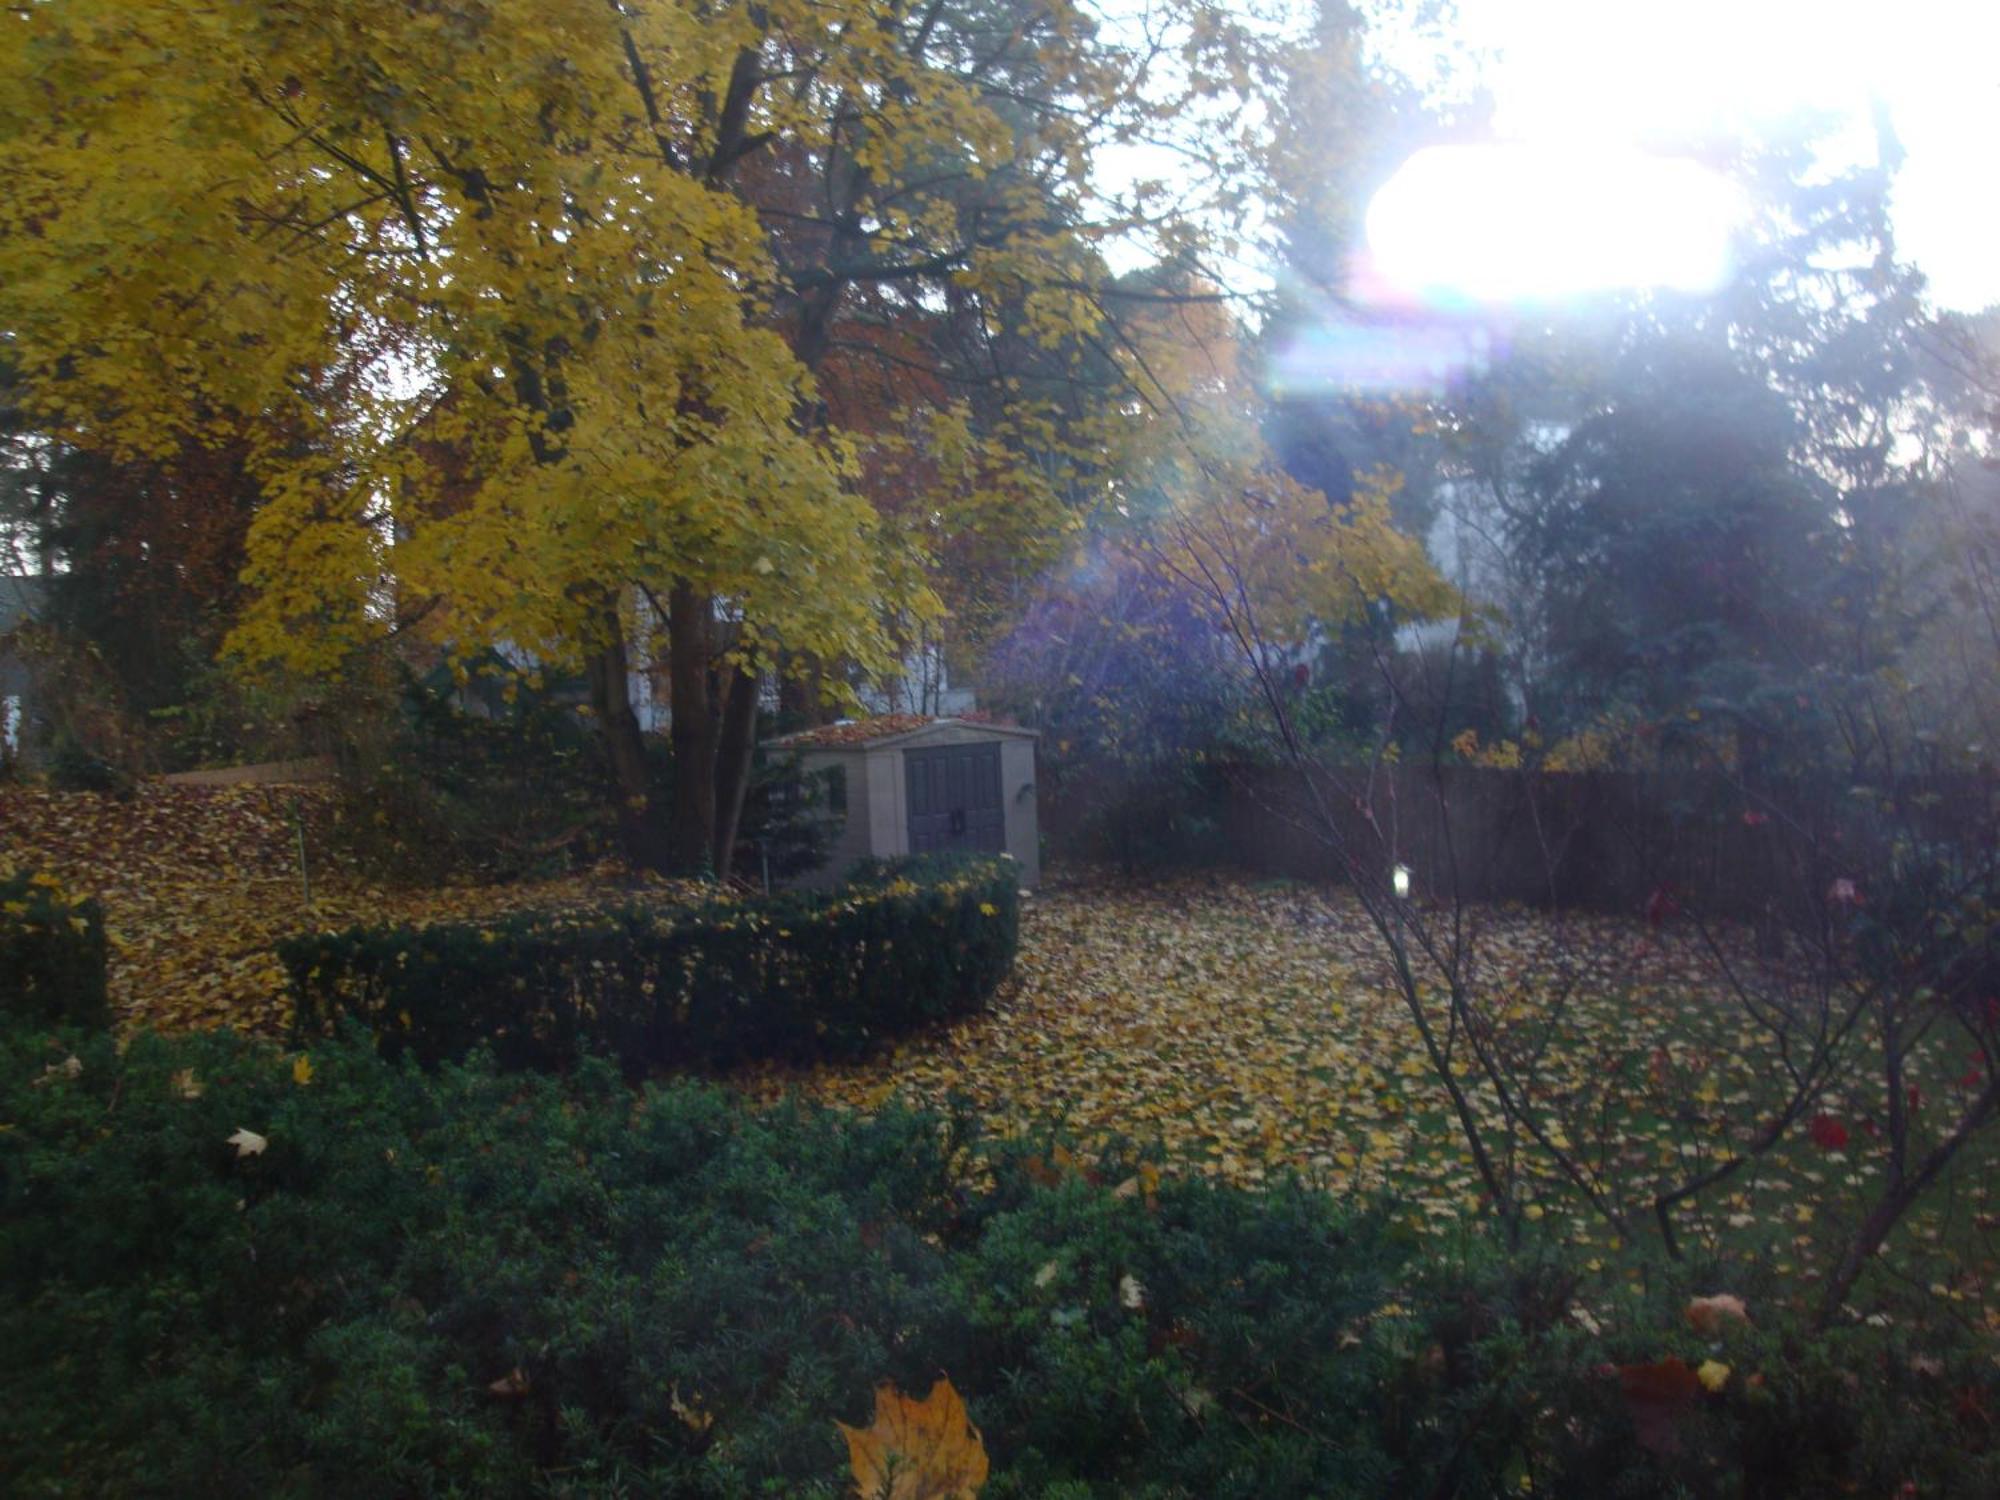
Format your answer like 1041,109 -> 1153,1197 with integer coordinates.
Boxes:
837,1376 -> 988,1499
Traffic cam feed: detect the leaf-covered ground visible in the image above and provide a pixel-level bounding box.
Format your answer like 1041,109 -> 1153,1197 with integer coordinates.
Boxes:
6,785 -> 1993,1327
0,784 -> 699,1034
739,872 -> 2000,1328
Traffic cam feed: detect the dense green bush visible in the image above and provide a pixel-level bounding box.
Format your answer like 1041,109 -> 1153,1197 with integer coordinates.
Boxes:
3,1019 -> 1997,1498
732,750 -> 841,884
327,659 -> 621,883
282,854 -> 1020,1073
0,870 -> 108,1027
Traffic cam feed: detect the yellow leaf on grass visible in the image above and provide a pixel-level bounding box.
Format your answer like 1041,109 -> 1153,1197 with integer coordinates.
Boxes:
1697,1360 -> 1731,1393
226,1128 -> 268,1158
292,1054 -> 314,1086
838,1376 -> 988,1500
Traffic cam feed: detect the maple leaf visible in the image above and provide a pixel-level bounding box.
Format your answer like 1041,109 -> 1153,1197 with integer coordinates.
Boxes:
1696,1360 -> 1731,1393
292,1054 -> 314,1086
1809,1113 -> 1850,1151
226,1127 -> 267,1158
837,1377 -> 988,1500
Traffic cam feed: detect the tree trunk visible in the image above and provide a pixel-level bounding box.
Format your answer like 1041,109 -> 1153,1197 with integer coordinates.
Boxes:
667,581 -> 717,875
585,609 -> 668,870
712,663 -> 760,879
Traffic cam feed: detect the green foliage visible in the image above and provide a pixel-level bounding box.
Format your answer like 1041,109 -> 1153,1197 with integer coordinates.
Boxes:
0,870 -> 108,1027
1851,834 -> 2000,1006
1517,340 -> 1858,742
1377,148 -> 1948,778
733,752 -> 840,886
43,728 -> 135,795
4,1018 -> 1997,1497
282,855 -> 1020,1073
0,1021 -> 973,1498
956,1147 -> 1408,1498
1387,1253 -> 2000,1500
328,661 -> 618,884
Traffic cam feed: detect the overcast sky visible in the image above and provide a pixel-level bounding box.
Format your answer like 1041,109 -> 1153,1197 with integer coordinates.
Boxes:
1386,0 -> 2000,312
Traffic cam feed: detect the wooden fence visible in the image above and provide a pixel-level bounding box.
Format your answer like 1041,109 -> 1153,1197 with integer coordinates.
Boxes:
1046,761 -> 1998,920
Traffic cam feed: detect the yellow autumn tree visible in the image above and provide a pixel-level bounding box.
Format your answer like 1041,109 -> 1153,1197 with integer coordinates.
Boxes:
2,0 -> 907,866
1,0 -> 1341,869
1105,276 -> 1459,674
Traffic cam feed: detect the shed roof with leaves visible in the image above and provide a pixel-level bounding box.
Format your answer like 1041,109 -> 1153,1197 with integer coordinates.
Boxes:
762,713 -> 1037,753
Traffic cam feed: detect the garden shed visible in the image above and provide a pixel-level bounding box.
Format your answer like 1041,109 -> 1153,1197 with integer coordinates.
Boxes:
764,714 -> 1039,888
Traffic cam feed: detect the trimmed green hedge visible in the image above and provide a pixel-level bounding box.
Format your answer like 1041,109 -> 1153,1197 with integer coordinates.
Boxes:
0,870 -> 109,1028
280,854 -> 1019,1072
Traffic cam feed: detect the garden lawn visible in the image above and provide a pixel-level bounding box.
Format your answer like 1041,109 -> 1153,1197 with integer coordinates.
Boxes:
739,871 -> 2000,1332
0,784 -> 701,1034
6,783 -> 1994,1332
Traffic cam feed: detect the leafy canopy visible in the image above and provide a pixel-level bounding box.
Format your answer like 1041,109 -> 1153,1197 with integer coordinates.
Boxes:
1,0 -> 910,680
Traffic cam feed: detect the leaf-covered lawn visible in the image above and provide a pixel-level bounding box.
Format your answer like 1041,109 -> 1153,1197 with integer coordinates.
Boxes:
0,784 -> 700,1034
7,786 -> 1994,1327
740,872 -> 2000,1328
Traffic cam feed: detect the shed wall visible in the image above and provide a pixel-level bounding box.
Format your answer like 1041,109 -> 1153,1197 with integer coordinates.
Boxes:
1000,736 -> 1040,887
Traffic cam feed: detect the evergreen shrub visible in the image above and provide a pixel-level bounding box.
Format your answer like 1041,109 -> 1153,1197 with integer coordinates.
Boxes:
281,853 -> 1019,1072
4,1019 -> 1996,1497
0,870 -> 109,1027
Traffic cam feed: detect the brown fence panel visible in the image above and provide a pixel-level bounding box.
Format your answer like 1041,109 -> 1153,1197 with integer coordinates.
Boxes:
1048,758 -> 1995,920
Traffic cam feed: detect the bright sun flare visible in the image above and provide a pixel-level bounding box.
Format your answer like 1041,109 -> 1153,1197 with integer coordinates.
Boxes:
1362,143 -> 1743,308
1370,0 -> 2000,312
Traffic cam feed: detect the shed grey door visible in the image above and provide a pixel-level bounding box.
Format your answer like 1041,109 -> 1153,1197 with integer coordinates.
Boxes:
905,742 -> 1005,855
